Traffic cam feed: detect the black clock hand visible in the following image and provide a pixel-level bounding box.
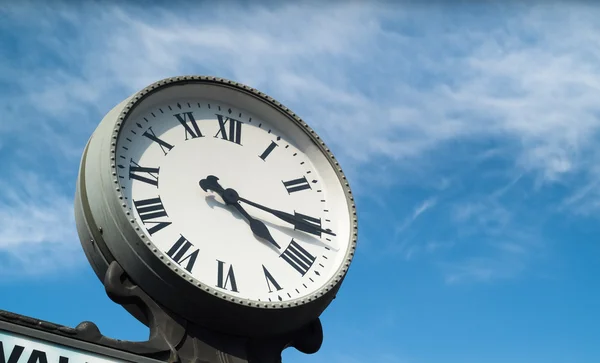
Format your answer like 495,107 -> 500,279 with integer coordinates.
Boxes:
201,175 -> 335,237
238,197 -> 336,237
229,199 -> 281,249
199,175 -> 225,196
200,176 -> 281,249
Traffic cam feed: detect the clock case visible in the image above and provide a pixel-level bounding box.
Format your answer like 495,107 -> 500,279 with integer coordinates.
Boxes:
74,76 -> 358,338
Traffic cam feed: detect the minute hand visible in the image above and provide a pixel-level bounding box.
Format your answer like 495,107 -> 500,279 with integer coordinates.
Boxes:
238,197 -> 336,236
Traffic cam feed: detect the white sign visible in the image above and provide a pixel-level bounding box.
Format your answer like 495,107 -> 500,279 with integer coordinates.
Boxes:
0,329 -> 126,363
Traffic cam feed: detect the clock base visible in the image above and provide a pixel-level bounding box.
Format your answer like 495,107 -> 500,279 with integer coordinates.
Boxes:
76,261 -> 323,363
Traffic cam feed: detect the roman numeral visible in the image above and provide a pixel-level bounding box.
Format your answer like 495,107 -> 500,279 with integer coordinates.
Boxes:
174,112 -> 203,139
214,114 -> 242,144
166,235 -> 199,273
293,212 -> 323,237
129,159 -> 159,187
280,240 -> 316,276
262,265 -> 283,293
259,141 -> 278,160
143,127 -> 174,155
216,260 -> 238,292
282,176 -> 311,193
133,197 -> 172,235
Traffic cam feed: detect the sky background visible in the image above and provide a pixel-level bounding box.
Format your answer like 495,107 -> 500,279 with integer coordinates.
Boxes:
1,1 -> 599,362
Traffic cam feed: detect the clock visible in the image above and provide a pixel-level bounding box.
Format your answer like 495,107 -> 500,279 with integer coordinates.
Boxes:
74,76 -> 358,337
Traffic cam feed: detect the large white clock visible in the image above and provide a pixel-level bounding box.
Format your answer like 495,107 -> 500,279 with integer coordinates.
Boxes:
74,76 -> 358,337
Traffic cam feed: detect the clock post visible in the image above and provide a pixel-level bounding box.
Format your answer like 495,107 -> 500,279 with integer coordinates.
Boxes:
73,76 -> 358,362
65,261 -> 323,362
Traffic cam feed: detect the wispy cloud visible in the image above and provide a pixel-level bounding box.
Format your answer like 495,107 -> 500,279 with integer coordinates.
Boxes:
1,2 -> 599,280
395,197 -> 437,234
4,2 -> 600,185
442,177 -> 545,283
442,256 -> 525,284
2,3 -> 599,176
0,171 -> 82,277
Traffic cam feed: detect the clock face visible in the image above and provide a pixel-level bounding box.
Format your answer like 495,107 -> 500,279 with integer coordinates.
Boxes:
114,95 -> 352,304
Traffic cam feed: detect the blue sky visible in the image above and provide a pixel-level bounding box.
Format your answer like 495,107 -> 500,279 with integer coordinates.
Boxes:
1,1 -> 599,362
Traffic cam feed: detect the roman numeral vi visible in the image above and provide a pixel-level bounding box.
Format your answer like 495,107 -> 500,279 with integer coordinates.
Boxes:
216,260 -> 238,292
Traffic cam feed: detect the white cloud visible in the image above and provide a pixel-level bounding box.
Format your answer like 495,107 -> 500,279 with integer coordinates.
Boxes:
0,172 -> 82,277
1,2 -> 600,279
443,256 -> 525,284
443,187 -> 545,284
5,2 -> 600,185
395,197 -> 437,234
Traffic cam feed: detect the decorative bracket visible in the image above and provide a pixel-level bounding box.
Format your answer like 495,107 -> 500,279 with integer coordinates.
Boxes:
72,261 -> 323,363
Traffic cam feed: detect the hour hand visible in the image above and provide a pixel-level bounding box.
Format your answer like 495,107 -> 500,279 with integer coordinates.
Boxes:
200,176 -> 280,249
200,175 -> 225,195
224,194 -> 281,249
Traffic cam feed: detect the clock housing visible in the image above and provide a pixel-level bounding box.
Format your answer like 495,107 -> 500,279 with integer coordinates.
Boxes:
74,76 -> 358,337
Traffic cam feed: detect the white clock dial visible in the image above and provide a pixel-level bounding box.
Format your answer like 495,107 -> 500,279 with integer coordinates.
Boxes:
115,98 -> 351,303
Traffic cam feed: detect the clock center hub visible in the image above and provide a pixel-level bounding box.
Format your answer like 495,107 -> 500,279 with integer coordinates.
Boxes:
222,188 -> 240,205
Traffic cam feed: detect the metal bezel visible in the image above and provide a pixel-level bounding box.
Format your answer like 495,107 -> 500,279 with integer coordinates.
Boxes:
106,76 -> 357,310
